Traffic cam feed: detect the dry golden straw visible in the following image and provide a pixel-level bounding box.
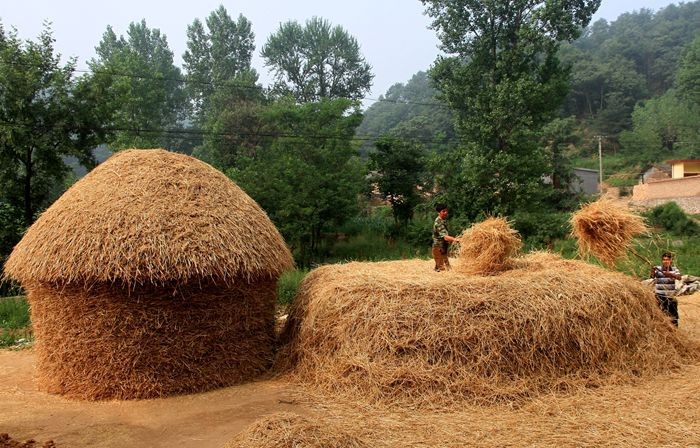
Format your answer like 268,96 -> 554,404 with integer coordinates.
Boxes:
3,149 -> 294,400
456,217 -> 522,275
277,253 -> 698,408
225,412 -> 369,448
570,199 -> 648,266
4,149 -> 294,286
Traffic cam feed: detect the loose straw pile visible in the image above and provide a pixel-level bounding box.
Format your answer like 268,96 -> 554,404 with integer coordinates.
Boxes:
224,412 -> 369,448
277,253 -> 698,408
570,199 -> 648,266
456,217 -> 522,275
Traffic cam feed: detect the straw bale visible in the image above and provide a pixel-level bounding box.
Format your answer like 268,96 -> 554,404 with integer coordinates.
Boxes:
456,217 -> 522,275
277,253 -> 699,407
571,199 -> 648,266
4,149 -> 293,286
224,412 -> 369,448
27,278 -> 276,400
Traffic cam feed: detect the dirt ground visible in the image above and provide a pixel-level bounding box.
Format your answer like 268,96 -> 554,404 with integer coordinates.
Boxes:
2,293 -> 700,448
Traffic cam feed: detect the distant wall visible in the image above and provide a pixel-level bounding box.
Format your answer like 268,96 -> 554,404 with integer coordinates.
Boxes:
632,176 -> 700,201
572,168 -> 599,195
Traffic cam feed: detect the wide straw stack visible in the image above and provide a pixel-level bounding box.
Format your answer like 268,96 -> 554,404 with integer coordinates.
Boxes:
456,217 -> 522,275
277,253 -> 698,408
3,149 -> 293,400
225,412 -> 369,448
570,199 -> 648,266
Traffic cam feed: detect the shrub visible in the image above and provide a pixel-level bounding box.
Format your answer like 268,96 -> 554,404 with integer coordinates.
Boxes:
645,202 -> 699,236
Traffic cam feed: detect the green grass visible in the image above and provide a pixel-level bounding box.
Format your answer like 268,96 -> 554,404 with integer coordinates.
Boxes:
0,296 -> 32,348
277,269 -> 309,305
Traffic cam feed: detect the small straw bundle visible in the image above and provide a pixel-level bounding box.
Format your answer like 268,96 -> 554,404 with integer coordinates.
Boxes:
456,217 -> 522,275
224,412 -> 369,448
570,199 -> 648,266
277,253 -> 698,408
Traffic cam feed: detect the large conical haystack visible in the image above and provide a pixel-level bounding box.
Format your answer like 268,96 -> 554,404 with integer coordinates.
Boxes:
224,412 -> 369,448
571,199 -> 648,266
456,217 -> 522,275
3,149 -> 294,400
277,253 -> 698,407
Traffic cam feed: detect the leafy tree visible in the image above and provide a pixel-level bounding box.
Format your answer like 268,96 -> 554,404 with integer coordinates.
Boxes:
191,71 -> 266,170
183,6 -> 256,125
676,36 -> 700,108
261,17 -> 373,102
421,0 -> 600,218
229,98 -> 365,266
0,22 -> 103,226
619,89 -> 700,165
368,136 -> 426,227
89,20 -> 186,150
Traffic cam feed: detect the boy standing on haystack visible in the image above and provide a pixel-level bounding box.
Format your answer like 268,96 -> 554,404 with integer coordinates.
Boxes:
651,252 -> 681,327
432,203 -> 459,272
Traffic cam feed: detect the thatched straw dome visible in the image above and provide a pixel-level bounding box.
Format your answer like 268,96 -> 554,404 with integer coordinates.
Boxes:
5,148 -> 293,286
3,149 -> 294,400
277,253 -> 698,407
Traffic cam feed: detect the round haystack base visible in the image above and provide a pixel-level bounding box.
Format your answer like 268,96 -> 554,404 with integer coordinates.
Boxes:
28,280 -> 277,400
278,252 -> 699,407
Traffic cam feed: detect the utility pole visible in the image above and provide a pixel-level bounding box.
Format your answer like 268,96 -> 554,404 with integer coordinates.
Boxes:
596,135 -> 603,194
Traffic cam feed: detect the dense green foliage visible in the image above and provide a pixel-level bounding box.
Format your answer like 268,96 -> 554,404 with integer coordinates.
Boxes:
421,0 -> 599,218
88,20 -> 186,150
644,202 -> 700,236
183,6 -> 257,126
0,23 -> 103,226
0,296 -> 31,348
261,17 -> 373,102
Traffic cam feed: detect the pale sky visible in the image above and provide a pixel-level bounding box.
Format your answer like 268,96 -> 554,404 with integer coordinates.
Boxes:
1,0 -> 684,108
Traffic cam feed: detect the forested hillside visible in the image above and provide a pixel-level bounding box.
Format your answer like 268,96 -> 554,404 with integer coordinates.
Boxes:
360,1 -> 700,181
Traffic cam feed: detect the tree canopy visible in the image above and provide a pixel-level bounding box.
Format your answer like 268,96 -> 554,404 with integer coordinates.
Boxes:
261,17 -> 373,102
88,20 -> 186,150
421,0 -> 600,218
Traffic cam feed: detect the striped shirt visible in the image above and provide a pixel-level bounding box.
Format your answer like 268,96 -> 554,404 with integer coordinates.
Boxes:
652,265 -> 680,297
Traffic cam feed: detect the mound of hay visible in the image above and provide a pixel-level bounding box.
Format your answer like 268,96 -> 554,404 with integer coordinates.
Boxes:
225,412 -> 368,448
3,149 -> 293,400
456,217 -> 522,275
571,199 -> 647,266
277,253 -> 698,407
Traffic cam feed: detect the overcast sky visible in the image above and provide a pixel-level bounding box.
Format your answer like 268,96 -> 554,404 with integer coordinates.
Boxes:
1,0 -> 684,108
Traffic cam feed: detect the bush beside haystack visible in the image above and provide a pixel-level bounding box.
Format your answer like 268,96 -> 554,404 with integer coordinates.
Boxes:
456,217 -> 522,275
225,412 -> 368,448
571,199 -> 648,266
277,253 -> 698,407
3,149 -> 293,400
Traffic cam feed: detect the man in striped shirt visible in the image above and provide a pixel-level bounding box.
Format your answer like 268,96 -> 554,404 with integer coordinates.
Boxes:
651,252 -> 682,327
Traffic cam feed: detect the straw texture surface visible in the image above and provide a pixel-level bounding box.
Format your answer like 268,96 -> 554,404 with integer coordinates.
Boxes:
4,149 -> 293,286
225,412 -> 369,448
27,279 -> 277,400
456,217 -> 522,275
277,253 -> 698,407
570,199 -> 648,266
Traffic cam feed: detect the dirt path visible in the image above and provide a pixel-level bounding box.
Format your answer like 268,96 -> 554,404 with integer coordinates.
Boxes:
0,352 -> 307,447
